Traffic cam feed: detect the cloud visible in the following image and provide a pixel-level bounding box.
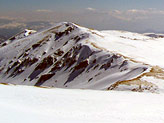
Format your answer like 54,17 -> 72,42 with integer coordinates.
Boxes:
0,16 -> 15,21
86,7 -> 96,11
0,16 -> 27,22
112,10 -> 122,14
127,9 -> 164,15
108,9 -> 164,21
127,9 -> 147,14
1,8 -> 164,32
0,22 -> 26,29
36,9 -> 53,13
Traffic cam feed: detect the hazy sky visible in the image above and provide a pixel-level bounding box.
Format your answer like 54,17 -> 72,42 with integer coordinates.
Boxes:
1,0 -> 164,11
1,0 -> 164,32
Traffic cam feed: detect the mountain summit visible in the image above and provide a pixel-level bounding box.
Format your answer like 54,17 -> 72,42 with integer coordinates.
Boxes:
0,22 -> 163,92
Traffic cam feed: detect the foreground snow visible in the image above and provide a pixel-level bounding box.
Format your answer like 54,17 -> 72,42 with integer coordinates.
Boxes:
0,84 -> 164,123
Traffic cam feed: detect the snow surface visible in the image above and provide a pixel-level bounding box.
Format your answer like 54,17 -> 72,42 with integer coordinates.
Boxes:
141,76 -> 164,92
92,30 -> 164,68
0,84 -> 164,123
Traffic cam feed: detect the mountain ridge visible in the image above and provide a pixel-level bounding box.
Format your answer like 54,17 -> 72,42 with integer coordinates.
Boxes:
0,22 -> 163,92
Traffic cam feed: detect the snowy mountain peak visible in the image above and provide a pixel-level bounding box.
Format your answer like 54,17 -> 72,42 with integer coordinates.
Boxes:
0,22 -> 164,92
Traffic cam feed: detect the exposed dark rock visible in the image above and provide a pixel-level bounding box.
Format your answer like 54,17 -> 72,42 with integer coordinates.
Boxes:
100,55 -> 119,70
87,59 -> 97,71
6,60 -> 20,74
77,45 -> 93,64
8,57 -> 38,77
54,49 -> 64,56
29,56 -> 53,80
50,60 -> 62,73
88,78 -> 93,82
93,64 -> 99,70
1,42 -> 7,47
119,60 -> 128,69
54,26 -> 74,40
32,43 -> 40,49
42,52 -> 46,55
64,60 -> 88,85
35,73 -> 55,86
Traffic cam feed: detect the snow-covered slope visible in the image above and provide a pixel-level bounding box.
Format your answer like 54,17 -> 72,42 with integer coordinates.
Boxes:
0,84 -> 164,123
0,29 -> 36,47
99,30 -> 164,68
0,22 -> 163,92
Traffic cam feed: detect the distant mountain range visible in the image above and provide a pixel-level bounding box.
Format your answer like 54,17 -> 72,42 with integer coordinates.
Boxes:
0,21 -> 52,43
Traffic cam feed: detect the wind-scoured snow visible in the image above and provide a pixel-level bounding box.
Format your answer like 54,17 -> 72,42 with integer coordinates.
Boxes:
0,84 -> 164,123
